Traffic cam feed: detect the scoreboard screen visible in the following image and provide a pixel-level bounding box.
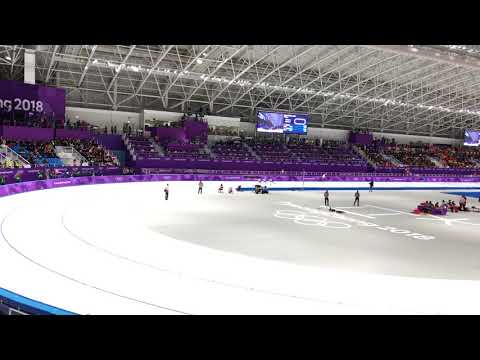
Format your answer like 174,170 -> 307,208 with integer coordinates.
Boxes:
256,111 -> 308,135
283,113 -> 308,134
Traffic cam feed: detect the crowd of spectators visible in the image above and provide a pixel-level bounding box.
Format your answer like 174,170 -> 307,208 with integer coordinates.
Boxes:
208,126 -> 240,137
383,144 -> 437,167
210,139 -> 256,161
64,118 -> 95,131
0,137 -> 118,168
54,138 -> 119,166
161,140 -> 210,160
0,112 -> 123,134
0,156 -> 23,169
366,139 -> 480,169
362,145 -> 397,168
434,146 -> 480,168
0,111 -> 59,128
122,122 -> 134,135
3,138 -> 58,166
3,115 -> 56,128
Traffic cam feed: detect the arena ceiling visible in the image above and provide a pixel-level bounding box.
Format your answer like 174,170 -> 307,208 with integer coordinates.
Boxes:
1,44 -> 480,137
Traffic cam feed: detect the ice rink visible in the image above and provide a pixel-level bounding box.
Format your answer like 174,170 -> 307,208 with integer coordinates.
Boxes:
2,180 -> 480,314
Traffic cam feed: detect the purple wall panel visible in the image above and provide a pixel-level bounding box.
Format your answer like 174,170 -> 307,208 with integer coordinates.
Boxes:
153,127 -> 186,142
184,119 -> 208,141
56,128 -> 93,139
94,134 -> 125,150
349,132 -> 373,145
2,126 -> 53,140
151,119 -> 208,144
0,126 -> 100,141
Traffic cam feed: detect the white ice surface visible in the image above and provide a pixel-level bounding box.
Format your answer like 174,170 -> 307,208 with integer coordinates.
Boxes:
1,181 -> 480,314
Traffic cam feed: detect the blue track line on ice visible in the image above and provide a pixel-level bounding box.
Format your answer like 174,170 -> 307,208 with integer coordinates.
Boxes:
239,186 -> 480,192
444,191 -> 480,199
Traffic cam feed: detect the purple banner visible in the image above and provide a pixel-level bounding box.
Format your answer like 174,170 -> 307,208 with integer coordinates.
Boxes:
0,80 -> 65,122
2,125 -> 53,140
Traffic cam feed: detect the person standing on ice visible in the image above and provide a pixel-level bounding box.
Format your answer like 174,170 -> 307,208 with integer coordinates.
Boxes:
353,190 -> 360,207
324,190 -> 329,207
369,179 -> 374,192
164,184 -> 169,200
198,181 -> 203,195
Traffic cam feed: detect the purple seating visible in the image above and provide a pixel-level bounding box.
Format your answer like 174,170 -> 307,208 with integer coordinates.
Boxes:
126,135 -> 161,160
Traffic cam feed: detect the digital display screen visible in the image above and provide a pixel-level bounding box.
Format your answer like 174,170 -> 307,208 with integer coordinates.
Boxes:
464,129 -> 480,146
256,111 -> 308,134
256,112 -> 285,133
283,113 -> 308,134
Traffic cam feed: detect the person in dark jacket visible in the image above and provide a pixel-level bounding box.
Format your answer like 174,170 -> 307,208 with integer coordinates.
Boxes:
164,184 -> 169,200
353,190 -> 360,207
324,190 -> 329,206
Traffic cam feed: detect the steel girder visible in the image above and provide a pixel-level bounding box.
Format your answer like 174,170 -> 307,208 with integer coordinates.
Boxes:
77,45 -> 98,87
3,45 -> 480,138
336,61 -> 443,128
171,45 -> 249,110
116,45 -> 175,107
215,45 -> 317,114
267,46 -> 355,110
209,45 -> 283,107
289,48 -> 380,112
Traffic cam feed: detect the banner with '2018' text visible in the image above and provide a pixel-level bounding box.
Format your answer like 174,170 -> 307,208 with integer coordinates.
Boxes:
0,80 -> 65,121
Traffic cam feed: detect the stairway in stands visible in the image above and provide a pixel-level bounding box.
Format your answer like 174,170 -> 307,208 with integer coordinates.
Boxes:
149,138 -> 164,156
55,146 -> 87,166
0,144 -> 31,168
428,156 -> 446,168
352,145 -> 377,168
244,142 -> 261,160
382,153 -> 403,166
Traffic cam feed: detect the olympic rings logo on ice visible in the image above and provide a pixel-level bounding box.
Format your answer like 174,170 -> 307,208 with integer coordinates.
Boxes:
274,209 -> 351,229
275,202 -> 435,240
